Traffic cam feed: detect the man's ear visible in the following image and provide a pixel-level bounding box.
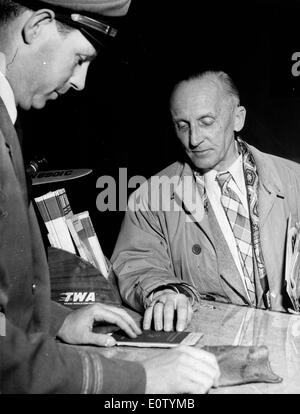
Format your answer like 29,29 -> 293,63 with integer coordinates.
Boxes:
23,9 -> 55,44
233,105 -> 246,132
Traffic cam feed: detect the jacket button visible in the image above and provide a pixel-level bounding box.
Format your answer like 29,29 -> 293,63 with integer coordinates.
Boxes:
32,283 -> 37,294
192,244 -> 201,255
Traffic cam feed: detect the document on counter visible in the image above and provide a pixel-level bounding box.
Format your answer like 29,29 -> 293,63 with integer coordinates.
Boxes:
111,329 -> 203,348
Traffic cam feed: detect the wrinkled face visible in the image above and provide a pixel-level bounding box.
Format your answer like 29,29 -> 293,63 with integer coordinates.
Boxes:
170,77 -> 245,173
14,21 -> 96,110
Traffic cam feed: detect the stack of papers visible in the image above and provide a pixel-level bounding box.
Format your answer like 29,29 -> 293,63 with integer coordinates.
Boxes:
35,188 -> 109,279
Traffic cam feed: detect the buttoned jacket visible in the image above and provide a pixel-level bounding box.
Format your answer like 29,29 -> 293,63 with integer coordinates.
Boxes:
0,99 -> 145,393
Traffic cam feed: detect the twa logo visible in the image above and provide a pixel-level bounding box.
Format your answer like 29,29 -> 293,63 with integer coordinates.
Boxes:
59,291 -> 96,304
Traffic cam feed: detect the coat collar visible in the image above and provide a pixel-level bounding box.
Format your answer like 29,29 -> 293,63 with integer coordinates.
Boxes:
248,144 -> 285,197
247,144 -> 284,226
171,144 -> 284,227
0,52 -> 17,125
0,97 -> 28,205
170,162 -> 216,249
172,161 -> 205,223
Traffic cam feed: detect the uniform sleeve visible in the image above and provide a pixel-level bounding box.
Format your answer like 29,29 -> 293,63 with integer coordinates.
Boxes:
50,300 -> 72,336
0,318 -> 84,393
0,317 -> 146,394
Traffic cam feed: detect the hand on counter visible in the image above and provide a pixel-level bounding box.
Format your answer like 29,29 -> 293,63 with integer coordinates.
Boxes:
142,345 -> 220,394
143,290 -> 193,332
57,303 -> 142,347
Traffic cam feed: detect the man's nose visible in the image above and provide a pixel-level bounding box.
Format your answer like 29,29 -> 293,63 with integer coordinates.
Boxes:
190,125 -> 204,148
69,64 -> 89,91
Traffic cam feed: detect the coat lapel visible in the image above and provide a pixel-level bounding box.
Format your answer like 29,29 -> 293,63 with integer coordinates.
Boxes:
250,145 -> 284,227
206,200 -> 251,305
172,163 -> 216,250
258,181 -> 277,228
0,98 -> 28,205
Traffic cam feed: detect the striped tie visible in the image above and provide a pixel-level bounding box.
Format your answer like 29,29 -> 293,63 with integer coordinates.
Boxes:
216,171 -> 256,305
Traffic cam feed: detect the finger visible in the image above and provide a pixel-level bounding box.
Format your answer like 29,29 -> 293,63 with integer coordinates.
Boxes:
100,305 -> 142,335
175,297 -> 189,332
187,303 -> 193,325
153,302 -> 164,331
163,299 -> 175,331
95,304 -> 142,335
92,307 -> 139,338
186,368 -> 215,394
177,346 -> 220,373
179,352 -> 220,389
83,332 -> 116,347
174,357 -> 218,394
180,368 -> 214,394
143,305 -> 154,330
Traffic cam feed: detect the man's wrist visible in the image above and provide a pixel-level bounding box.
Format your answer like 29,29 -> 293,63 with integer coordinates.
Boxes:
145,283 -> 199,308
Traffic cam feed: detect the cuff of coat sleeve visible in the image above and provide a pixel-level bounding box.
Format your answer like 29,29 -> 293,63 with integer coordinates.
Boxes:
101,357 -> 146,394
50,301 -> 72,337
177,283 -> 201,307
78,349 -> 104,393
77,351 -> 146,394
145,283 -> 200,308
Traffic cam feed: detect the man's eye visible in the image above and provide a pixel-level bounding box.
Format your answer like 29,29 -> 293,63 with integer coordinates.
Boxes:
200,117 -> 215,126
176,123 -> 189,131
75,56 -> 86,66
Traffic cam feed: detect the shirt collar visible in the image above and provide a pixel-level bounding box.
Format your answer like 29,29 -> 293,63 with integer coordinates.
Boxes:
196,153 -> 245,195
223,153 -> 245,194
0,52 -> 17,125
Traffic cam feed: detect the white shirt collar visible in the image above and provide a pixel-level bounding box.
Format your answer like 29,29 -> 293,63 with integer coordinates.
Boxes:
0,52 -> 17,125
202,153 -> 245,196
221,154 -> 245,194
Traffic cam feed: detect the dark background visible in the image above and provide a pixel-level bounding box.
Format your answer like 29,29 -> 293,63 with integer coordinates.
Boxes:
20,0 -> 300,257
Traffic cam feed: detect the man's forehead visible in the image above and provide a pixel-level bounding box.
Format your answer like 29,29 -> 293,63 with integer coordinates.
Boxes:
65,28 -> 98,58
171,77 -> 223,115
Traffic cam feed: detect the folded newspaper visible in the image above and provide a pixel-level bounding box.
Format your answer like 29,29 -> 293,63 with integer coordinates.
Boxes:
285,213 -> 300,313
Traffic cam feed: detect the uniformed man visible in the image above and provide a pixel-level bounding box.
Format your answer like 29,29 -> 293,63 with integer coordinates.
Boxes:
0,0 -> 220,394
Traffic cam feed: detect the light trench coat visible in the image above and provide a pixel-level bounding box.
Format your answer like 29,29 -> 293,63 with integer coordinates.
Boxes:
112,144 -> 300,313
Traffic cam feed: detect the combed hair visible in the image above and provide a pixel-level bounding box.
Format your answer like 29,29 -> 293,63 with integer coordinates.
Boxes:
0,0 -> 73,35
175,70 -> 240,108
202,71 -> 240,106
0,1 -> 26,22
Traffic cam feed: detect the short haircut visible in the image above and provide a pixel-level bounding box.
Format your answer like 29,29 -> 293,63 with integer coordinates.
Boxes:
173,70 -> 240,108
0,0 -> 26,22
0,0 -> 73,35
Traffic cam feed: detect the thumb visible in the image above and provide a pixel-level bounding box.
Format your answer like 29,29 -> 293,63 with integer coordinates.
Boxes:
84,332 -> 117,347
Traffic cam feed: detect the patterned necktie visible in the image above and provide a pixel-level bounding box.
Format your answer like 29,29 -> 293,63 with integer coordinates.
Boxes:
216,171 -> 256,304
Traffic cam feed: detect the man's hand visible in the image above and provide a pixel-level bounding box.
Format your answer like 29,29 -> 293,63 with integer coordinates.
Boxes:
143,291 -> 193,332
57,303 -> 142,347
143,345 -> 220,394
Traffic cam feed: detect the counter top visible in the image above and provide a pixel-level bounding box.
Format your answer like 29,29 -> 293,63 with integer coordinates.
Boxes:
72,300 -> 300,394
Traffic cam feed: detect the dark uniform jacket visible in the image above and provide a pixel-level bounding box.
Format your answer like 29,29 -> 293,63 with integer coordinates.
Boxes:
0,98 -> 145,393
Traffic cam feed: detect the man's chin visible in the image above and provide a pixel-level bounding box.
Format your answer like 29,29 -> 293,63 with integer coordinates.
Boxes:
31,97 -> 47,110
189,157 -> 214,173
